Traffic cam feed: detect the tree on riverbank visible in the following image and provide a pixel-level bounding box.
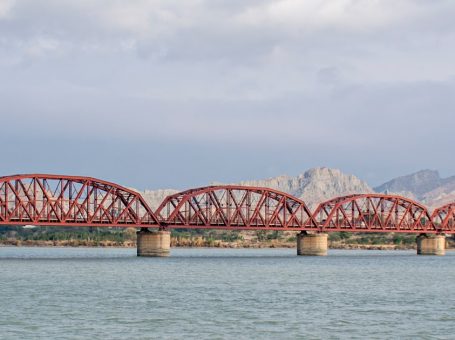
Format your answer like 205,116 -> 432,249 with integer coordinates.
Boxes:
1,226 -> 453,249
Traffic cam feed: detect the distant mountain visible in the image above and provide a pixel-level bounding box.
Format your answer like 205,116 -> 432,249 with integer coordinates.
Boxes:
138,168 -> 455,213
421,180 -> 455,209
141,189 -> 179,211
234,167 -> 373,209
374,170 -> 455,209
374,170 -> 445,197
139,167 -> 373,211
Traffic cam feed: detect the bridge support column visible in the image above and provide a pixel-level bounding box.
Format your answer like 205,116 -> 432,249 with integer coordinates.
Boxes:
416,234 -> 445,256
297,232 -> 328,256
137,228 -> 171,257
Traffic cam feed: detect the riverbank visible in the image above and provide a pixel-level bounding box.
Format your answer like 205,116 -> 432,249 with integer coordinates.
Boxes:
0,238 -> 436,250
5,227 -> 453,250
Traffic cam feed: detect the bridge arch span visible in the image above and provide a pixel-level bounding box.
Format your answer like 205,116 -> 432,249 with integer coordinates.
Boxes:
0,174 -> 159,227
313,194 -> 437,233
156,185 -> 317,230
431,203 -> 455,232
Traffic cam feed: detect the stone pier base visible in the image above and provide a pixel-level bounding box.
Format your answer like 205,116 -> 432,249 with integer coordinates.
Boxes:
297,233 -> 328,256
137,229 -> 171,257
416,234 -> 445,256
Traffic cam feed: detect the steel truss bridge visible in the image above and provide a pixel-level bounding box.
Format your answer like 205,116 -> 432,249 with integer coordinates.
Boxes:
0,174 -> 454,234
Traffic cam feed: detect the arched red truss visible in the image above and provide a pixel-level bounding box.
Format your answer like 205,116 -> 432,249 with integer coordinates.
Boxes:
431,203 -> 455,232
313,194 -> 438,233
155,185 -> 317,230
0,174 -> 159,227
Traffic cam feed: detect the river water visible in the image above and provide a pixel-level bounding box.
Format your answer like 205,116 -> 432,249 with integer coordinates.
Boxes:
1,247 -> 454,339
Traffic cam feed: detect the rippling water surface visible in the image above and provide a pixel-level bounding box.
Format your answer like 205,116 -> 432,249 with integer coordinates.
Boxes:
1,247 -> 454,339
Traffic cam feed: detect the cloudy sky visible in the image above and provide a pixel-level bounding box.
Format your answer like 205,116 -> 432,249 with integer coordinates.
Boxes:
1,0 -> 454,189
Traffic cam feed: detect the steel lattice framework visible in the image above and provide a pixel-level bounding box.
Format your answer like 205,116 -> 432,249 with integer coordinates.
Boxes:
431,203 -> 455,232
0,174 -> 159,227
312,194 -> 438,233
0,173 -> 453,234
155,186 -> 318,230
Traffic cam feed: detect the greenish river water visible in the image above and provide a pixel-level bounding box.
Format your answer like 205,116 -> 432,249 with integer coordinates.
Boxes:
1,247 -> 454,339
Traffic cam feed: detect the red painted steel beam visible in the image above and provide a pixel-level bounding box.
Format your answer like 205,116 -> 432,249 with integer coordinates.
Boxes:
0,174 -> 160,228
312,193 -> 441,234
1,173 -> 454,234
155,185 -> 318,231
431,203 -> 455,232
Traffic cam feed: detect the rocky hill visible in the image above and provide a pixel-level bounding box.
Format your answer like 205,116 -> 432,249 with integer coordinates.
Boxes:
139,167 -> 373,211
374,170 -> 447,198
234,167 -> 373,209
374,170 -> 455,209
140,189 -> 179,211
139,168 -> 455,213
421,181 -> 455,209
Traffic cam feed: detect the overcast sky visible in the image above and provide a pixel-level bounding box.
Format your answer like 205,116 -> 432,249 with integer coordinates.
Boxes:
1,0 -> 454,189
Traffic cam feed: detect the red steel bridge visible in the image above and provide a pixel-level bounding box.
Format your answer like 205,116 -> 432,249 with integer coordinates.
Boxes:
0,174 -> 454,234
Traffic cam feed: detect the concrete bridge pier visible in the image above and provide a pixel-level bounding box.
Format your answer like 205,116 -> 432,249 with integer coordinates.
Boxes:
416,234 -> 445,256
297,232 -> 328,256
137,228 -> 171,257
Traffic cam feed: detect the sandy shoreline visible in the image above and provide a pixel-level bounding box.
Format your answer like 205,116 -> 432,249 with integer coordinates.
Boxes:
0,239 -> 427,250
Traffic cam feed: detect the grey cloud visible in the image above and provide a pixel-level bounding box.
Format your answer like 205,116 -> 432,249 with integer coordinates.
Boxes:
0,0 -> 454,188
